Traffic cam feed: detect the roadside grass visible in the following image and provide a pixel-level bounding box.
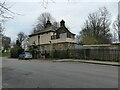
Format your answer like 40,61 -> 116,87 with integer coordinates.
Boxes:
0,52 -> 10,57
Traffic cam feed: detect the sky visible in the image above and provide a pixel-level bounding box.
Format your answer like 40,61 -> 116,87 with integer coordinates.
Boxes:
2,0 -> 119,41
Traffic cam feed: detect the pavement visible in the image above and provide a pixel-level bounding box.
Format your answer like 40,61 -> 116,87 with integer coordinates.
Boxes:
53,59 -> 119,66
9,58 -> 119,66
2,57 -> 118,88
8,57 -> 119,66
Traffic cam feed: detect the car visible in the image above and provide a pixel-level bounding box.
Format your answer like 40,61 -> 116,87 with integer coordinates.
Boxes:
19,52 -> 32,60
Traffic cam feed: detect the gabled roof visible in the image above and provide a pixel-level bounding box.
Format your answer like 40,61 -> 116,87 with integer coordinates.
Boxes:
56,26 -> 75,35
29,25 -> 57,37
29,19 -> 76,37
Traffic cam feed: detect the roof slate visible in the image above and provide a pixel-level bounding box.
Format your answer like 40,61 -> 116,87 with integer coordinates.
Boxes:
29,25 -> 57,37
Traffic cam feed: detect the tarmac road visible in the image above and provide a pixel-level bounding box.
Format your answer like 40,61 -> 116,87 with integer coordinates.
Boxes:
2,58 -> 118,88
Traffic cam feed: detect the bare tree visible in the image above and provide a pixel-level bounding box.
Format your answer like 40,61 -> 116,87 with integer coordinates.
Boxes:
2,36 -> 11,51
37,12 -> 54,28
53,21 -> 59,29
113,15 -> 120,42
22,35 -> 29,50
0,23 -> 4,35
75,35 -> 81,44
79,7 -> 112,44
0,1 -> 15,23
17,32 -> 26,46
32,12 -> 58,34
0,0 -> 21,38
17,32 -> 29,50
11,40 -> 16,48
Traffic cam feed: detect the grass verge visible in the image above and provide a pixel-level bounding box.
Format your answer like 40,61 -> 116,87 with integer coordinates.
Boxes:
0,52 -> 10,57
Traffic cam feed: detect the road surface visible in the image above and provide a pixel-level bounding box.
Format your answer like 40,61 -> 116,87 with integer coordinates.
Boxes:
2,57 -> 118,88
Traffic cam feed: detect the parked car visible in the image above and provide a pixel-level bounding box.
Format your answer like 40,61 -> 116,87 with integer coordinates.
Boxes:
19,52 -> 32,60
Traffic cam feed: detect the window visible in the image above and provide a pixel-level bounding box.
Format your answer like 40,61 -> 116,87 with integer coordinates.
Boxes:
51,35 -> 57,40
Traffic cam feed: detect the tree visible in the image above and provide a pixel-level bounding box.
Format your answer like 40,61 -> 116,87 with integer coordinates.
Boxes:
113,15 -> 120,42
0,23 -> 4,35
79,7 -> 112,44
75,35 -> 81,44
22,35 -> 29,50
2,36 -> 11,51
32,12 -> 59,34
0,0 -> 16,44
17,32 -> 26,46
0,1 -> 15,23
16,40 -> 21,47
11,40 -> 16,48
0,23 -> 11,52
38,12 -> 54,27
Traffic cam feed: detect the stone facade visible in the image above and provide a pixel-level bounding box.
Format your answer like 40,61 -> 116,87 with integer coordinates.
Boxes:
29,20 -> 75,52
32,42 -> 75,52
46,42 -> 75,51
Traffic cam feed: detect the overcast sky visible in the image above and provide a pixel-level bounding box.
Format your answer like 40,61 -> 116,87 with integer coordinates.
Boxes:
3,0 -> 119,41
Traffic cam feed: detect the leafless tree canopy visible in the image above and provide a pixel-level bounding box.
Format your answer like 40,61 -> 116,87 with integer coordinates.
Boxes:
2,36 -> 11,51
113,15 -> 120,42
38,12 -> 54,26
0,1 -> 15,22
17,32 -> 27,46
32,12 -> 59,34
79,7 -> 112,44
0,23 -> 4,35
0,0 -> 16,36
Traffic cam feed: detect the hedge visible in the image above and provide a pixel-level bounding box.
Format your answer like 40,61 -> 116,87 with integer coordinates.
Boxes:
10,46 -> 24,58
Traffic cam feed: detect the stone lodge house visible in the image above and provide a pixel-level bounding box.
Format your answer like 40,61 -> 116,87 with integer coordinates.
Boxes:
29,20 -> 75,53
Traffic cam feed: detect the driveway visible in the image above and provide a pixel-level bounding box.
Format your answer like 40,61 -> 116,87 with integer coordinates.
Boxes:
2,58 -> 118,88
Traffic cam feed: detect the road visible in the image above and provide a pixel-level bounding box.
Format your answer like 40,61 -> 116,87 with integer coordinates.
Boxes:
2,58 -> 118,88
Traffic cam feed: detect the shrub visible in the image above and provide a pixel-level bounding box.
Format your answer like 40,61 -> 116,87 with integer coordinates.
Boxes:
10,46 -> 24,58
51,50 -> 70,59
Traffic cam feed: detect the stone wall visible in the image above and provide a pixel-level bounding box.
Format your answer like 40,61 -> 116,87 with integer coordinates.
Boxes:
29,42 -> 75,58
43,43 -> 75,51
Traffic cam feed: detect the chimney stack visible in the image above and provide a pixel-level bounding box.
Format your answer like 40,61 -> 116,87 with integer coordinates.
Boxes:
45,20 -> 51,28
60,20 -> 65,27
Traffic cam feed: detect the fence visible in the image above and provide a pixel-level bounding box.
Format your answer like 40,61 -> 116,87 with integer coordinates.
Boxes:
67,48 -> 120,61
32,48 -> 120,62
